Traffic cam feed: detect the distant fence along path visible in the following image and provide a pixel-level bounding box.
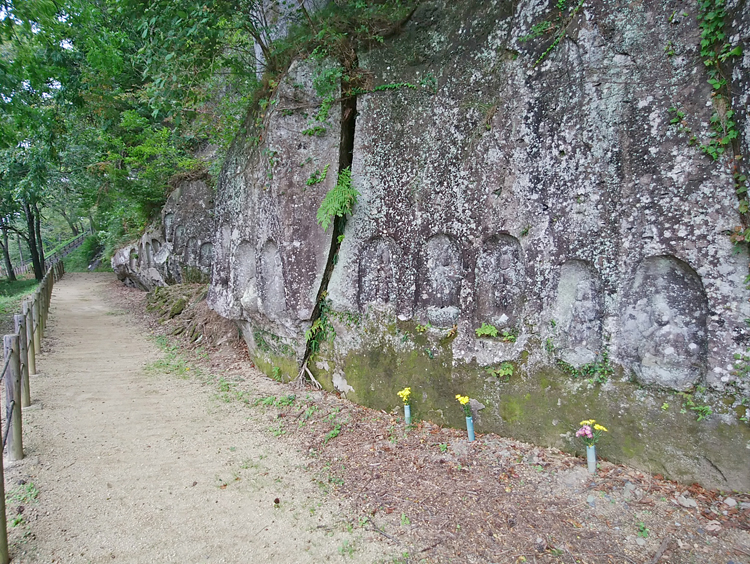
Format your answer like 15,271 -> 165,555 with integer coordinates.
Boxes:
0,251 -> 72,563
3,232 -> 88,278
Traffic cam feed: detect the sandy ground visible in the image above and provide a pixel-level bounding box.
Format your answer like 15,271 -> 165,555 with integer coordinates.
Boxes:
3,272 -> 750,564
3,273 -> 395,563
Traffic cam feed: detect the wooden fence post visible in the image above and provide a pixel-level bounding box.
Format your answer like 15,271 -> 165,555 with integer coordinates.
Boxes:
13,315 -> 29,408
32,298 -> 41,355
23,301 -> 36,376
4,334 -> 23,460
39,289 -> 45,341
0,438 -> 9,564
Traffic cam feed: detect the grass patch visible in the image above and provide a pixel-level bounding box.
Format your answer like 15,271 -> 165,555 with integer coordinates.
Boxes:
6,481 -> 39,504
0,278 -> 39,316
63,235 -> 106,272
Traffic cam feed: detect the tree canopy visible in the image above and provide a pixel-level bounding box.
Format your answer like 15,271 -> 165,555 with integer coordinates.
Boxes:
0,0 -> 417,278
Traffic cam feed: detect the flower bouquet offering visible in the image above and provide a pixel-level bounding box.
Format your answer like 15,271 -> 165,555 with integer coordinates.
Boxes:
456,394 -> 474,441
398,387 -> 412,425
576,419 -> 607,473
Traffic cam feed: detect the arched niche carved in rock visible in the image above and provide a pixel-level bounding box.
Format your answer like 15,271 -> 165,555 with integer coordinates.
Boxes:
259,240 -> 287,321
233,241 -> 258,314
621,255 -> 708,391
164,213 -> 174,241
185,237 -> 199,264
423,234 -> 462,327
199,243 -> 213,268
143,242 -> 152,268
174,225 -> 185,253
475,234 -> 525,329
358,236 -> 399,312
555,260 -> 603,365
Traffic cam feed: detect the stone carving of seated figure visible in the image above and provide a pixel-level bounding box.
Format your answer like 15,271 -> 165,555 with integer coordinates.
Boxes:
491,245 -> 520,326
360,239 -> 396,309
566,279 -> 600,353
426,236 -> 462,327
636,299 -> 701,390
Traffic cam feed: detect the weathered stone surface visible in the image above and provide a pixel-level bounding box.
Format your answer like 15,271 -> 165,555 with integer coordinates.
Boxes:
112,175 -> 215,290
207,59 -> 342,373
209,0 -> 750,489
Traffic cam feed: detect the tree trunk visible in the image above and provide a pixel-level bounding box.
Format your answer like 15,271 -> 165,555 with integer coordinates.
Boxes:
59,208 -> 79,236
33,202 -> 44,272
1,227 -> 16,282
22,202 -> 43,280
16,234 -> 23,266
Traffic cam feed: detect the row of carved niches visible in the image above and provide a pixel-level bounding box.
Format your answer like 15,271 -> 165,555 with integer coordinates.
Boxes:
358,233 -> 527,327
357,233 -> 709,391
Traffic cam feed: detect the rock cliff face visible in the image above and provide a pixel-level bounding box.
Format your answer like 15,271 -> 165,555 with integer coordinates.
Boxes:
113,176 -> 216,290
209,0 -> 750,489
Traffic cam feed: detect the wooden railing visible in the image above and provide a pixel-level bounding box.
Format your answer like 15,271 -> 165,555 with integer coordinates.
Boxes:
3,232 -> 88,279
0,255 -> 68,562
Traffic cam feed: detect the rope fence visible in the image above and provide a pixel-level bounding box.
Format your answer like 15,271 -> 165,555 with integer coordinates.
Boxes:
0,245 -> 73,563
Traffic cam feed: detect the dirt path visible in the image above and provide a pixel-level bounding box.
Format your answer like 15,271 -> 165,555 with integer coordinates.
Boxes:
4,273 -> 393,563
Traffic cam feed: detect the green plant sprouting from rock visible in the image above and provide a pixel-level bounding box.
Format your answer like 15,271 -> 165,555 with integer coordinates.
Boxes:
316,167 -> 359,231
486,361 -> 514,382
668,1 -> 746,244
305,295 -> 336,353
307,164 -> 330,186
557,346 -> 613,385
516,0 -> 585,67
475,322 -> 498,338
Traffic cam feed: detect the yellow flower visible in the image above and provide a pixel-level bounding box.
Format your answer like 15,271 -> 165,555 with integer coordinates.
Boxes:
594,424 -> 608,432
397,387 -> 411,403
455,394 -> 470,405
579,419 -> 595,426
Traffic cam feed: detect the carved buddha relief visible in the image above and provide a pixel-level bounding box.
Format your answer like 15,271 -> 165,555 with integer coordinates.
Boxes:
476,235 -> 525,329
424,234 -> 462,327
621,256 -> 708,391
259,240 -> 287,321
233,241 -> 258,314
358,237 -> 398,311
555,261 -> 602,365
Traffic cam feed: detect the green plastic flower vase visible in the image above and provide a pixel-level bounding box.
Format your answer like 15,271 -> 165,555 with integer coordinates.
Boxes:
404,404 -> 411,426
466,416 -> 475,442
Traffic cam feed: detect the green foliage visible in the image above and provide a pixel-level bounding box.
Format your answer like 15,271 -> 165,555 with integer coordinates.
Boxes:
307,164 -> 330,186
324,424 -> 341,445
302,125 -> 327,137
63,234 -> 104,272
0,0 -> 419,261
672,1 -> 748,246
486,361 -> 514,382
0,279 -> 39,315
475,322 -> 499,338
316,167 -> 359,231
518,21 -> 553,43
305,296 -> 336,353
500,328 -> 518,343
517,0 -> 585,66
557,346 -> 612,384
679,392 -> 713,421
